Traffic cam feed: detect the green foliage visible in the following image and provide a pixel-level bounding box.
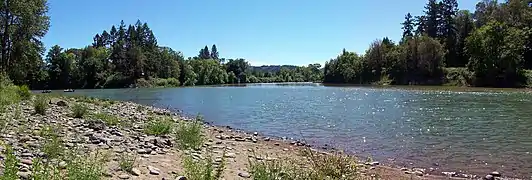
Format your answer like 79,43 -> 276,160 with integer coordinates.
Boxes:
34,95 -> 48,115
0,85 -> 20,112
72,103 -> 88,118
248,149 -> 363,180
182,149 -> 225,180
466,21 -> 527,87
119,153 -> 136,174
18,85 -> 32,100
41,127 -> 65,159
444,67 -> 471,86
1,144 -> 19,180
92,112 -> 120,126
63,151 -> 107,180
174,116 -> 204,150
144,116 -> 174,136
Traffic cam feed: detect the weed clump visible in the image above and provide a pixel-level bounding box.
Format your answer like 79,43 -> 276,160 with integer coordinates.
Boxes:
17,85 -> 32,100
174,115 -> 204,150
1,144 -> 20,180
72,103 -> 88,118
34,95 -> 48,115
144,116 -> 174,136
93,112 -> 120,126
119,153 -> 136,174
248,149 -> 364,180
182,149 -> 225,180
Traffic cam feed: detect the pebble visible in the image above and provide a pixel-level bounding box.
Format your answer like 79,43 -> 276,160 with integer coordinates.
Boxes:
118,174 -> 130,179
20,159 -> 32,165
17,171 -> 32,179
484,174 -> 494,180
59,161 -> 67,169
131,168 -> 142,176
224,152 -> 236,158
238,171 -> 251,178
148,165 -> 160,175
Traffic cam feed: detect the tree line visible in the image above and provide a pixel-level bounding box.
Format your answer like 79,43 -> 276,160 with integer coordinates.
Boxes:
0,0 -> 322,90
324,0 -> 532,87
2,0 -> 532,89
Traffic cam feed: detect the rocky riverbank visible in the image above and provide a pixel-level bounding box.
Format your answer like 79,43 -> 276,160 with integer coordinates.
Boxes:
0,94 -> 521,180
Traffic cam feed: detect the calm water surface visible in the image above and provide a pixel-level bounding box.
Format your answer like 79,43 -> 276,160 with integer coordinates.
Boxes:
68,84 -> 532,178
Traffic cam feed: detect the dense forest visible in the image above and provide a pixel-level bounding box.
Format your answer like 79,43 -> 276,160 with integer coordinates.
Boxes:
324,0 -> 532,87
1,0 -> 531,89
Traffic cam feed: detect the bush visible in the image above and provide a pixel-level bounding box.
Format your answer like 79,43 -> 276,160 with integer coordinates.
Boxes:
135,78 -> 151,88
144,116 -> 174,136
174,116 -> 204,150
93,113 -> 120,126
17,85 -> 32,100
166,78 -> 180,87
444,67 -> 471,86
34,95 -> 48,115
72,103 -> 88,118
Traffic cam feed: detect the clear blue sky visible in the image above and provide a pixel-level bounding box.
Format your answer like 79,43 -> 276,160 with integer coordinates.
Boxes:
42,0 -> 478,66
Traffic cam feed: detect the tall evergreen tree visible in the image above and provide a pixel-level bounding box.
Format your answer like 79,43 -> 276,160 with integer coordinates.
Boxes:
424,0 -> 441,38
441,0 -> 459,67
401,13 -> 415,39
414,15 -> 427,35
211,44 -> 219,60
199,46 -> 210,59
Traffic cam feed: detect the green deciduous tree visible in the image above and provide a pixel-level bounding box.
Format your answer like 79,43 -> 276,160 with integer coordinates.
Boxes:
466,21 -> 527,87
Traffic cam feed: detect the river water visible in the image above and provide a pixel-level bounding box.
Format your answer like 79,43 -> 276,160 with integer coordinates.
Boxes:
66,83 -> 532,178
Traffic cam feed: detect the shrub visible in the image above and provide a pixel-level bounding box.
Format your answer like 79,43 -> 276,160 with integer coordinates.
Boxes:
93,113 -> 120,126
152,78 -> 168,87
174,116 -> 204,150
144,116 -> 174,136
135,78 -> 151,88
17,85 -> 32,100
444,67 -> 471,86
166,78 -> 180,87
72,103 -> 88,118
34,95 -> 48,115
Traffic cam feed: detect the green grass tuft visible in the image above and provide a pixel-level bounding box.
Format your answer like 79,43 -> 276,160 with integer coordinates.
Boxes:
0,144 -> 20,180
182,149 -> 225,180
17,85 -> 32,100
34,95 -> 48,115
92,112 -> 120,126
119,153 -> 136,174
174,115 -> 204,150
72,103 -> 88,118
144,116 -> 174,136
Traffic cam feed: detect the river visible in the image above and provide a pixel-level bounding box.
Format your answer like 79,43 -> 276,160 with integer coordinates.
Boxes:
64,83 -> 532,178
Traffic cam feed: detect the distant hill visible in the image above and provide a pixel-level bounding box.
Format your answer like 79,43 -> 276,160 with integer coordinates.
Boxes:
251,65 -> 298,72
